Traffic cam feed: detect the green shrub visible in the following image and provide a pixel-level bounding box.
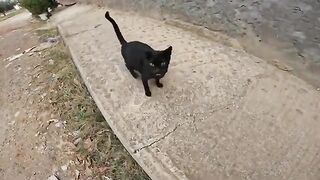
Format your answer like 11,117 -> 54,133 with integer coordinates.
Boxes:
0,3 -> 5,15
19,0 -> 52,15
0,1 -> 16,15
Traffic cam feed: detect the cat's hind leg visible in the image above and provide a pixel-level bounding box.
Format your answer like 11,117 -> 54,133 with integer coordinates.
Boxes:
126,64 -> 138,79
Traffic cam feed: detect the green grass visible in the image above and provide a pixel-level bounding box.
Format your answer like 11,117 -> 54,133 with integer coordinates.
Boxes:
35,28 -> 59,42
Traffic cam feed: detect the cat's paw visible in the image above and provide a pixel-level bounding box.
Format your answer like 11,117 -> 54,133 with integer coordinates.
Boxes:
145,91 -> 152,97
156,82 -> 163,88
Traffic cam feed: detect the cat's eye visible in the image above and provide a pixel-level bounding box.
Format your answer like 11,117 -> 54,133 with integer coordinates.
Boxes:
161,62 -> 166,66
149,63 -> 155,67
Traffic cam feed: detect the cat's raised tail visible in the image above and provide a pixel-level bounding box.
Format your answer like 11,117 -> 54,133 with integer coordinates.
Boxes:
105,11 -> 127,45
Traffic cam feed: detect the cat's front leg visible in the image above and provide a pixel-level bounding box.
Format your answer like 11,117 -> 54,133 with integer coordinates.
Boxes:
142,78 -> 151,97
155,79 -> 163,88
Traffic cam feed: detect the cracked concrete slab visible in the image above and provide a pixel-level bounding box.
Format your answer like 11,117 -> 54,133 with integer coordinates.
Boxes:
52,5 -> 320,180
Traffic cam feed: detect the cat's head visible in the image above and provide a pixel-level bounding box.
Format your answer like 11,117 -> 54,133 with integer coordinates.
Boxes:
146,46 -> 172,78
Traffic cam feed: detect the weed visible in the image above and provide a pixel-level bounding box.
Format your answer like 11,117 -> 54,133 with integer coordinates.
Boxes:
35,27 -> 59,42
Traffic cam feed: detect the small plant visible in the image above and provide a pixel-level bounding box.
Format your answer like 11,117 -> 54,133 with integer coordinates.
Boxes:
19,0 -> 50,15
19,0 -> 58,17
0,0 -> 16,16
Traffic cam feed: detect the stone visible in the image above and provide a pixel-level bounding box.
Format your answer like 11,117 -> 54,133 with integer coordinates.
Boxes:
49,59 -> 55,65
61,164 -> 68,171
73,137 -> 82,145
47,37 -> 58,43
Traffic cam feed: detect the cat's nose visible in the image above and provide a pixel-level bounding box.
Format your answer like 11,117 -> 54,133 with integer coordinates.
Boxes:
155,68 -> 160,73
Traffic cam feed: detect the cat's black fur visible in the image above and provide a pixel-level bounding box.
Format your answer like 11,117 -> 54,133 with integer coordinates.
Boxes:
105,11 -> 172,97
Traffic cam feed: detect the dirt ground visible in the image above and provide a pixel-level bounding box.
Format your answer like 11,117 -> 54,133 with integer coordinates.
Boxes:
0,11 -> 149,180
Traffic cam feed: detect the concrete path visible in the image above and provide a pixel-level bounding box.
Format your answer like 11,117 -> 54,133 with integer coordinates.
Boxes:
52,5 -> 320,180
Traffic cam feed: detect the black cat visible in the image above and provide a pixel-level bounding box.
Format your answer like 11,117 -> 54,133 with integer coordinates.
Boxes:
105,11 -> 172,97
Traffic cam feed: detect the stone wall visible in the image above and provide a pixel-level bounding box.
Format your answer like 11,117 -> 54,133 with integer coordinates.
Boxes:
69,0 -> 320,87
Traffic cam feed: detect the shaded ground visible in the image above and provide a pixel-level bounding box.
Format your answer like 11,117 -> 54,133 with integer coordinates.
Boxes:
0,11 -> 149,180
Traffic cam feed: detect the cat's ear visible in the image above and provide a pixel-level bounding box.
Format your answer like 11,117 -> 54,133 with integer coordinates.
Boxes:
164,46 -> 172,56
146,51 -> 153,60
166,46 -> 172,53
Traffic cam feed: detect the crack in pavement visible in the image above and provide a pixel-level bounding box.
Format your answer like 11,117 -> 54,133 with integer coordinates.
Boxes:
132,100 -> 241,154
133,123 -> 184,154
